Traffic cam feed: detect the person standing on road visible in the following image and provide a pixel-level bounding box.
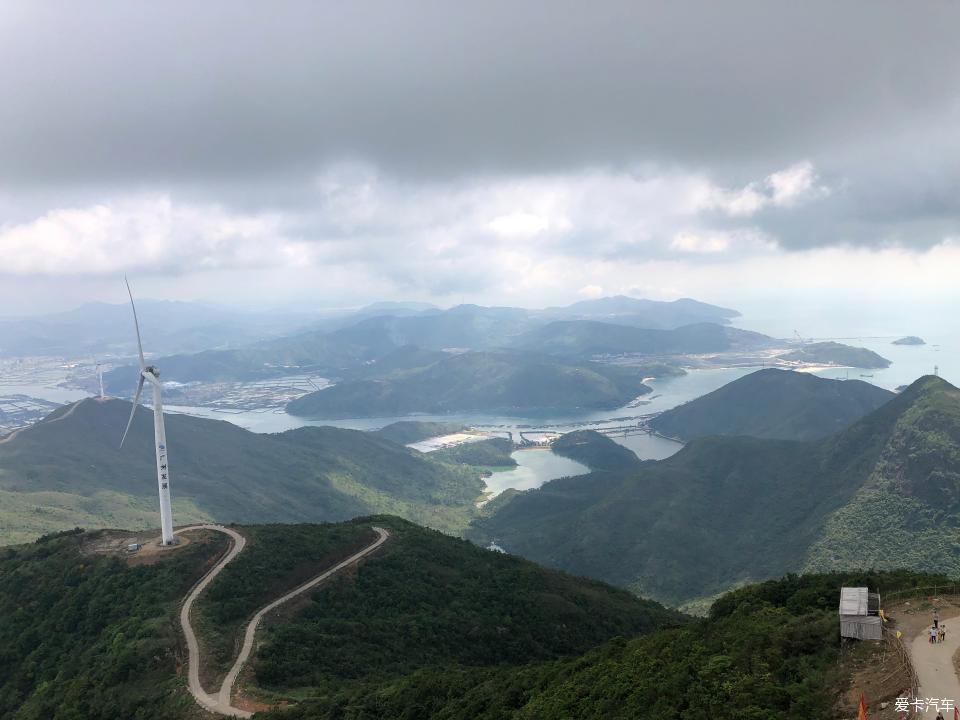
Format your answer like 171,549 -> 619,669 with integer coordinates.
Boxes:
931,625 -> 937,643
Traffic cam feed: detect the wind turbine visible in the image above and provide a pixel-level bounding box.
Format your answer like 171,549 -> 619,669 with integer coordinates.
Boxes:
95,362 -> 105,400
119,278 -> 175,546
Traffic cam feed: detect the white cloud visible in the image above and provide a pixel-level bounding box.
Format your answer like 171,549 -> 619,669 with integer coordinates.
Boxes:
0,160 -> 918,318
0,195 -> 284,275
702,161 -> 830,217
768,161 -> 820,205
488,212 -> 550,238
670,231 -> 731,254
577,284 -> 605,298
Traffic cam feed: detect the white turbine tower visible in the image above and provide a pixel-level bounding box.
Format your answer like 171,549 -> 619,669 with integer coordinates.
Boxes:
120,279 -> 175,546
95,362 -> 105,400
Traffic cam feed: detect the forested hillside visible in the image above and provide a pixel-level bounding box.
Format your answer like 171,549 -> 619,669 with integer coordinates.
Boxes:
473,376 -> 960,605
3,519 -> 951,720
650,369 -> 894,441
0,399 -> 485,543
0,527 -> 228,718
257,568 -> 948,720
287,351 -> 651,418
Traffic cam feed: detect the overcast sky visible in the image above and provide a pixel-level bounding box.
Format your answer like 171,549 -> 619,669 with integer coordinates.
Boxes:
1,1 -> 959,334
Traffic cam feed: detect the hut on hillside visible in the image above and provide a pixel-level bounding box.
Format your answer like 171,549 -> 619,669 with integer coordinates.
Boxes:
839,586 -> 882,640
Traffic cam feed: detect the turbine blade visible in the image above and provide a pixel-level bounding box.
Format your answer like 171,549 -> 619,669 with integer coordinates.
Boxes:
125,276 -> 146,370
120,375 -> 145,448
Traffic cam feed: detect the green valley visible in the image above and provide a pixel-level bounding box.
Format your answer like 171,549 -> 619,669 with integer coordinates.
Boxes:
0,399 -> 486,543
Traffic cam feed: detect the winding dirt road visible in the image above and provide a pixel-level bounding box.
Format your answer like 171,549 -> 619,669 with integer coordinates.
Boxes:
176,524 -> 389,717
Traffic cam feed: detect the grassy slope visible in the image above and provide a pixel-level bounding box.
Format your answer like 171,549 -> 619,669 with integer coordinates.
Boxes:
0,489 -> 212,546
0,527 -> 228,719
286,351 -> 650,418
0,399 -> 485,544
650,368 -> 894,441
473,376 -> 959,605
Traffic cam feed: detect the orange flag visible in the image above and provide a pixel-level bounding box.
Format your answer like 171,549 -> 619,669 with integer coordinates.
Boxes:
858,692 -> 868,720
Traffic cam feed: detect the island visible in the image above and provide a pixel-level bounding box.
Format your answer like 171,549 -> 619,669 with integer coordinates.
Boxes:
287,350 -> 651,418
893,336 -> 926,346
778,341 -> 891,369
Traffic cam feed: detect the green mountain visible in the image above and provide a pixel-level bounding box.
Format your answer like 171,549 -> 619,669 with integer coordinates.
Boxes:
0,399 -> 485,543
0,517 -> 682,719
650,369 -> 894,441
371,420 -> 468,444
472,376 -> 960,605
2,520 -> 942,720
893,335 -> 925,345
339,345 -> 450,380
287,351 -> 651,418
542,295 -> 741,329
0,526 -> 230,718
431,438 -> 517,469
511,320 -> 770,358
552,430 -> 641,471
779,341 -> 890,369
199,518 -> 682,698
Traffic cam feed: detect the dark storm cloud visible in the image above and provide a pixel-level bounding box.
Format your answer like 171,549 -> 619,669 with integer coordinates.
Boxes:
1,0 -> 958,185
0,0 -> 958,279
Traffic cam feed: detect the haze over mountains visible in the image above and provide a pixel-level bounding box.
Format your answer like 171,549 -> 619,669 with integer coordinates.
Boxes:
472,374 -> 960,605
89,295 -> 893,419
0,301 -> 315,357
512,321 -> 771,358
94,296 -> 740,390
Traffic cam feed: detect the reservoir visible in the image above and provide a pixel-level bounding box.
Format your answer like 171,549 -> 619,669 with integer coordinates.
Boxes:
483,449 -> 589,497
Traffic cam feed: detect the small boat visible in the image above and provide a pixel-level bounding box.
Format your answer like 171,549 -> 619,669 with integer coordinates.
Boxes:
860,374 -> 874,378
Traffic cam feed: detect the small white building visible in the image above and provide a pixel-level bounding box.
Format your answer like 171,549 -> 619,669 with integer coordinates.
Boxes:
839,586 -> 882,640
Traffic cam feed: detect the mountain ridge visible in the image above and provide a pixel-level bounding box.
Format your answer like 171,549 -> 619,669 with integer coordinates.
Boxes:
471,375 -> 960,604
649,368 -> 895,441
